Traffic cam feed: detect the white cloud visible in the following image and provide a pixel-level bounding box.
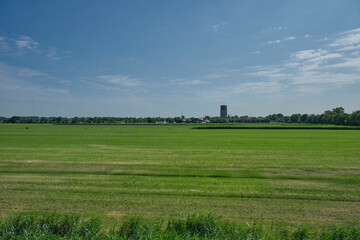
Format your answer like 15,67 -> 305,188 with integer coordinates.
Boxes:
260,26 -> 287,33
15,35 -> 39,50
331,57 -> 360,70
267,39 -> 281,44
46,47 -> 61,60
328,28 -> 360,52
330,34 -> 360,47
0,33 -> 70,60
246,60 -> 359,94
96,74 -> 142,87
316,37 -> 329,42
211,22 -> 228,33
289,49 -> 343,73
293,49 -> 327,60
267,36 -> 296,45
341,27 -> 360,34
245,28 -> 360,94
338,45 -> 360,51
252,51 -> 262,54
304,34 -> 311,38
293,49 -> 342,64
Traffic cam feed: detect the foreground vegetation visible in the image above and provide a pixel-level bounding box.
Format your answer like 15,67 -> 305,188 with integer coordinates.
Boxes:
1,212 -> 359,239
0,124 -> 359,228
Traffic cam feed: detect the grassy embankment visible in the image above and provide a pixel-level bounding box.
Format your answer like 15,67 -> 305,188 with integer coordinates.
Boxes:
0,124 -> 359,228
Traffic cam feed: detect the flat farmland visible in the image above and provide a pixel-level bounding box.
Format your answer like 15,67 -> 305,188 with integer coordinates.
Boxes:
0,124 -> 359,226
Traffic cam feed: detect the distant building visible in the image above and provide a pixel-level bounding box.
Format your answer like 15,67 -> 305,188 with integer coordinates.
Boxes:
220,105 -> 227,118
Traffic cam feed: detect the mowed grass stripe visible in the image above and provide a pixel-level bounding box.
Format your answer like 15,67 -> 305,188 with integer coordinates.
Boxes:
1,171 -> 359,203
1,165 -> 359,187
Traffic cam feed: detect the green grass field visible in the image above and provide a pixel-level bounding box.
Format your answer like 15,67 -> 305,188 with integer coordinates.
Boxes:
0,124 -> 359,227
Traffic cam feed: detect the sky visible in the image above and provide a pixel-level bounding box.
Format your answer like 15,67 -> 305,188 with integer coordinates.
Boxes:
0,0 -> 360,117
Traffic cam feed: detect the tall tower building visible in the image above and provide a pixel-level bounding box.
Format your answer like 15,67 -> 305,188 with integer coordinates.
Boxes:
220,105 -> 227,118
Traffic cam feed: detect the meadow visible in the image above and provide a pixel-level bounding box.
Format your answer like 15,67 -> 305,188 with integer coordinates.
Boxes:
0,124 -> 359,229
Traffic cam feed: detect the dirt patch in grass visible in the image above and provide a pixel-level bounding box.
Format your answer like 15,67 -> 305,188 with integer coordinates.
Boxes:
0,160 -> 43,164
24,160 -> 42,163
104,161 -> 163,165
106,211 -> 126,217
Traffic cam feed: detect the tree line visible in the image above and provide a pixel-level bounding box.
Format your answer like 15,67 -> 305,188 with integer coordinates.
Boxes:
1,107 -> 360,126
222,107 -> 360,126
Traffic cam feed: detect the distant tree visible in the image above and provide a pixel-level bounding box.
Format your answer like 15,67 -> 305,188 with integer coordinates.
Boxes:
349,110 -> 360,126
300,114 -> 308,123
174,117 -> 182,123
71,117 -> 80,124
306,114 -> 317,124
332,107 -> 345,114
40,117 -> 48,123
290,114 -> 300,123
166,117 -> 174,123
8,116 -> 20,123
146,117 -> 155,123
323,110 -> 335,124
55,117 -> 62,123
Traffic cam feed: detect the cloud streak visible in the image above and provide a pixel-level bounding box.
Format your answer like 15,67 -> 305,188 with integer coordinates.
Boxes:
267,36 -> 296,45
329,28 -> 360,50
171,79 -> 207,86
0,62 -> 69,97
96,74 -> 142,87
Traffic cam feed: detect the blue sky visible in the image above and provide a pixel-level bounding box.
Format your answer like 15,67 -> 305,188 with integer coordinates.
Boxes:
1,0 -> 360,117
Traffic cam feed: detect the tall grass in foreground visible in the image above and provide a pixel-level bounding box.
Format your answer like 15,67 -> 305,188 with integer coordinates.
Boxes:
0,212 -> 359,239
